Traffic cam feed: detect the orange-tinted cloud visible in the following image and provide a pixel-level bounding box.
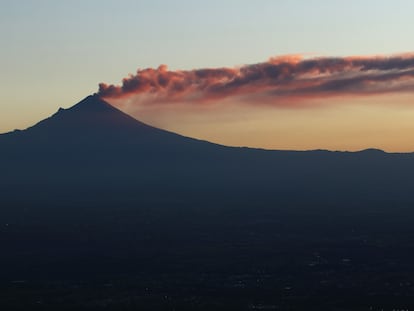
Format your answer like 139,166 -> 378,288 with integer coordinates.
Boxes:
98,53 -> 414,106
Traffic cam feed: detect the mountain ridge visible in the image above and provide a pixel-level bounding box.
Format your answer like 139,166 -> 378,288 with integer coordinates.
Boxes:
1,94 -> 414,206
0,94 -> 404,155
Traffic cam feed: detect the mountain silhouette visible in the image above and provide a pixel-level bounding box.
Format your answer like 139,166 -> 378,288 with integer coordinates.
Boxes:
0,95 -> 224,193
0,94 -> 216,155
1,94 -> 414,205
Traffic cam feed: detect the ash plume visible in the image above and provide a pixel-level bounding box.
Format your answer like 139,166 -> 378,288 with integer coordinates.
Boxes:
98,53 -> 414,105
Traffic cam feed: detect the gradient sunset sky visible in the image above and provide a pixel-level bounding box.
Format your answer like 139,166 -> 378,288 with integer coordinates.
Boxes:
1,0 -> 414,151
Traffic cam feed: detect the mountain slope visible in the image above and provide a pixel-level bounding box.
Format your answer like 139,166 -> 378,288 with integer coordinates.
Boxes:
0,95 -> 227,190
1,94 -> 414,205
0,94 -> 219,153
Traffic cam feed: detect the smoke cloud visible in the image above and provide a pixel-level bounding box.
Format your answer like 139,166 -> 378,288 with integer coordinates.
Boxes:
98,53 -> 414,106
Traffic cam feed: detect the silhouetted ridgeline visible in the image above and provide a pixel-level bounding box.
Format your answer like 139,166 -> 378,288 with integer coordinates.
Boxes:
2,95 -> 414,205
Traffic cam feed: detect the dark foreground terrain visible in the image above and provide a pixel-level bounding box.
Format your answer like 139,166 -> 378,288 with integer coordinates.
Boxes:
2,96 -> 414,310
2,196 -> 414,310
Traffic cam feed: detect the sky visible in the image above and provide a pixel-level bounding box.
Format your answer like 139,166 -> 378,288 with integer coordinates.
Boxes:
1,0 -> 414,151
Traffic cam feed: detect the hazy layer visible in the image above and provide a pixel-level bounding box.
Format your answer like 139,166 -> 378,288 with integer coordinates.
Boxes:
109,94 -> 414,152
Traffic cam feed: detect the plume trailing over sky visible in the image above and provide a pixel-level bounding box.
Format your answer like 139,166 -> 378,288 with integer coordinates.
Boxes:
98,53 -> 414,106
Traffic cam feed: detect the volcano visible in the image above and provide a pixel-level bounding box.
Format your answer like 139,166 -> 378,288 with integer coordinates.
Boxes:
0,94 -> 220,161
1,94 -> 414,204
0,95 -> 226,196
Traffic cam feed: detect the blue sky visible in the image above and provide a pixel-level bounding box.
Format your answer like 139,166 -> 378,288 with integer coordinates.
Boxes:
1,0 -> 413,140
